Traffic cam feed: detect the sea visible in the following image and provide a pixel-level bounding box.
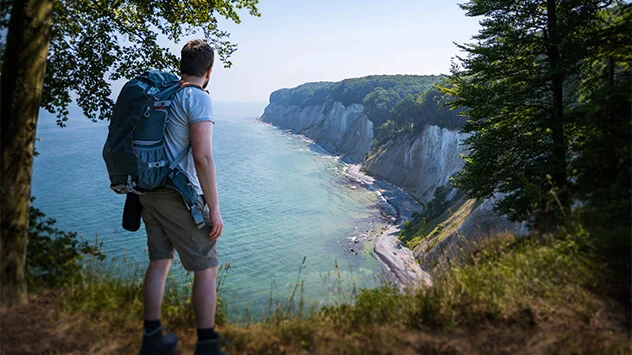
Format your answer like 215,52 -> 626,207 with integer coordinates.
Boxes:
31,102 -> 388,319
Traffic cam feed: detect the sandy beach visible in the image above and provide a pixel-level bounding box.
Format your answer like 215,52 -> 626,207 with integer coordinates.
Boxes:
344,164 -> 432,290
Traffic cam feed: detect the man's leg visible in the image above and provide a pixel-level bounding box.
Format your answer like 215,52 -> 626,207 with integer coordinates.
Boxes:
139,258 -> 178,355
143,258 -> 173,322
192,266 -> 219,329
147,189 -> 223,353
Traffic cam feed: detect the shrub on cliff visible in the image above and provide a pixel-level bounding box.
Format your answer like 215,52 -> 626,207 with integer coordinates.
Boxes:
27,202 -> 105,289
399,185 -> 451,246
372,87 -> 468,148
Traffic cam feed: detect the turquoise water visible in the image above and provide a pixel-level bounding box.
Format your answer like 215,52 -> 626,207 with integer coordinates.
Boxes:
32,102 -> 386,318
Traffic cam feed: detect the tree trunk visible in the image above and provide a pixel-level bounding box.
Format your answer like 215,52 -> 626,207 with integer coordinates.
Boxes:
1,0 -> 54,307
546,0 -> 568,226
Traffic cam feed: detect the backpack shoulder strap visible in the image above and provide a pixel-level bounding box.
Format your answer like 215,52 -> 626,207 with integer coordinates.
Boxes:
177,81 -> 209,94
167,81 -> 209,171
169,145 -> 191,171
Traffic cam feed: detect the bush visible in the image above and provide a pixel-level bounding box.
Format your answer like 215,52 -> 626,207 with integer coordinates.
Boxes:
27,203 -> 105,289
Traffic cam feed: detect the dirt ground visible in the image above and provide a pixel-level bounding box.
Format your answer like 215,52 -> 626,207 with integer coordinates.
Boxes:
0,290 -> 202,354
1,290 -> 630,354
0,290 -> 126,354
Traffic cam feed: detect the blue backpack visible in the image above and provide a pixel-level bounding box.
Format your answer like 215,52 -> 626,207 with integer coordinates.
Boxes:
102,70 -> 206,228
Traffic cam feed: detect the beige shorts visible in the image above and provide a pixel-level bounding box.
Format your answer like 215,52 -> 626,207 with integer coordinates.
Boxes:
139,188 -> 218,271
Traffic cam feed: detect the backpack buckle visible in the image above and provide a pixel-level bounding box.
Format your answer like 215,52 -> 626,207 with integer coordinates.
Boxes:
125,175 -> 146,195
148,161 -> 167,169
190,203 -> 205,228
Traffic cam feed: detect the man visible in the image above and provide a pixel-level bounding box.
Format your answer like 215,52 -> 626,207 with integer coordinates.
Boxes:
139,39 -> 226,355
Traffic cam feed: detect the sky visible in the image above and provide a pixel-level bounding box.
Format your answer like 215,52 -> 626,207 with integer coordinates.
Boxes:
165,0 -> 483,103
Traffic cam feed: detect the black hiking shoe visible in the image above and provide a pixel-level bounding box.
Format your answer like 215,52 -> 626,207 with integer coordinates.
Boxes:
194,333 -> 228,355
140,326 -> 178,355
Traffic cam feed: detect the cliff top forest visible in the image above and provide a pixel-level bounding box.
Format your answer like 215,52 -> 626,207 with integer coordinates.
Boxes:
268,75 -> 468,144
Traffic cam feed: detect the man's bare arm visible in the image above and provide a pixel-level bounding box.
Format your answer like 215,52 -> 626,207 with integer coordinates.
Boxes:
191,121 -> 223,240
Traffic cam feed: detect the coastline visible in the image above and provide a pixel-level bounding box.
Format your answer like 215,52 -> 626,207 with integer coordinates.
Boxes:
257,118 -> 432,289
344,164 -> 432,290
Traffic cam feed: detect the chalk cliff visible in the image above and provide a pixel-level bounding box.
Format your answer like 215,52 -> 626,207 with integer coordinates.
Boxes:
363,126 -> 522,266
261,77 -> 521,269
261,102 -> 373,162
363,125 -> 467,203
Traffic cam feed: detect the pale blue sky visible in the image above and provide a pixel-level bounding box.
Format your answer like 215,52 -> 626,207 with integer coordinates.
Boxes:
163,1 -> 482,103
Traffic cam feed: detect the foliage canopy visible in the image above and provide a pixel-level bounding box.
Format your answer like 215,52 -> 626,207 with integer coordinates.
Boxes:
0,0 -> 260,126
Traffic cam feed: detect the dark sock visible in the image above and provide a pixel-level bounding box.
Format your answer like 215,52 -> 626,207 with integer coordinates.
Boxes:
144,319 -> 162,333
197,327 -> 216,342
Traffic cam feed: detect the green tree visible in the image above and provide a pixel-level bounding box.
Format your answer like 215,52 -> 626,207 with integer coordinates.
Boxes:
422,186 -> 450,222
373,120 -> 399,146
386,88 -> 466,133
444,0 -> 628,230
0,0 -> 259,306
389,94 -> 421,126
414,87 -> 466,130
362,87 -> 402,126
570,6 -> 631,257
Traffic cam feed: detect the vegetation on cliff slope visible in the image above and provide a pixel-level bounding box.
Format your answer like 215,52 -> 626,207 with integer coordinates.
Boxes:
8,206 -> 629,353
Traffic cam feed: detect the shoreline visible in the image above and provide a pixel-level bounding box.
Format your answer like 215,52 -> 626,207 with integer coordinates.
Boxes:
257,118 -> 432,289
343,164 -> 432,290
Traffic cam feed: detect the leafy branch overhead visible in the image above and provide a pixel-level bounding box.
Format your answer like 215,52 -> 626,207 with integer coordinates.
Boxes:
1,0 -> 260,126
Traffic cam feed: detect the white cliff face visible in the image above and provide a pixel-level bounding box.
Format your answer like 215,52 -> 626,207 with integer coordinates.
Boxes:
261,102 -> 373,161
263,101 -> 468,204
261,103 -> 319,132
262,100 -> 520,267
365,125 -> 469,203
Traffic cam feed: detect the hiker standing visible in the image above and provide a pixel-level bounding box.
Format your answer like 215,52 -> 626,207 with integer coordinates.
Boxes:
137,39 -> 225,355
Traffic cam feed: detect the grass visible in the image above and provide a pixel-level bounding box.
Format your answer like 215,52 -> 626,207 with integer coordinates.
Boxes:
50,221 -> 630,354
215,226 -> 629,354
401,197 -> 478,251
61,261 -> 230,330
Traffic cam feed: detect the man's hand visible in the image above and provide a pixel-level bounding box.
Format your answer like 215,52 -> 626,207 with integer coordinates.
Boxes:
209,209 -> 224,240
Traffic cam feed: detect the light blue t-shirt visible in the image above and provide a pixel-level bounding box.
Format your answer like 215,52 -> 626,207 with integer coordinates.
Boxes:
165,86 -> 215,195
